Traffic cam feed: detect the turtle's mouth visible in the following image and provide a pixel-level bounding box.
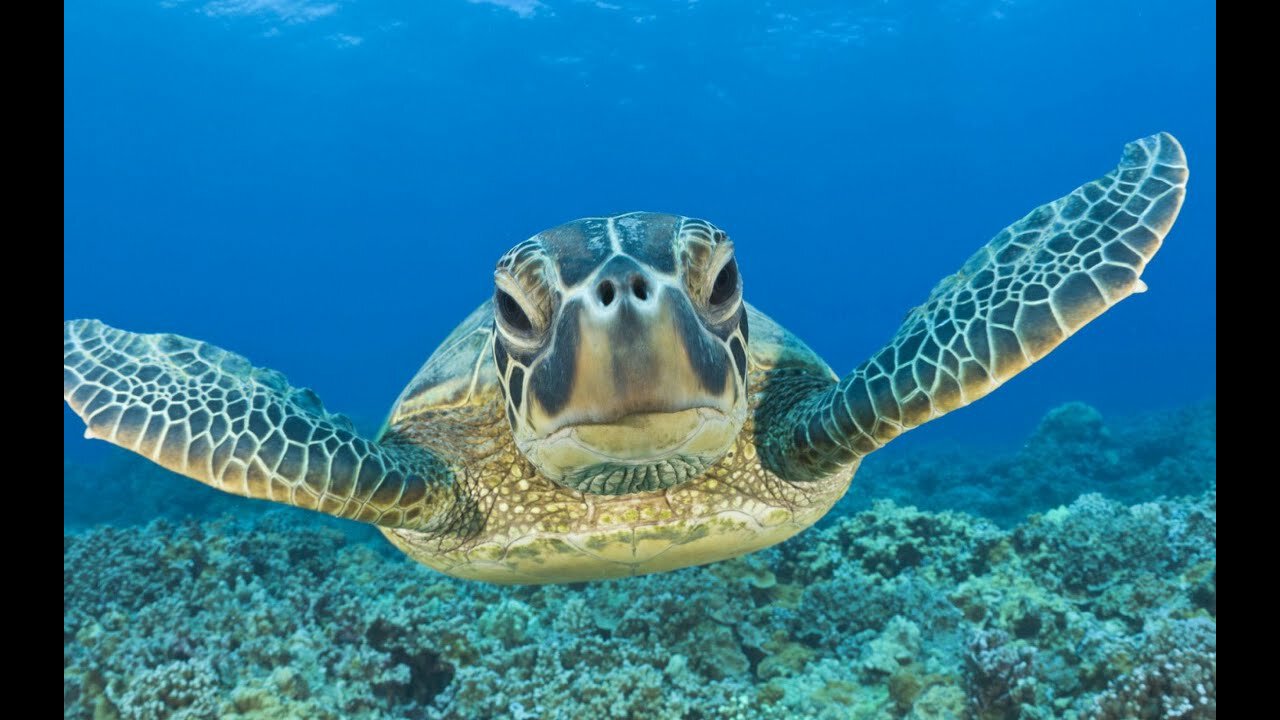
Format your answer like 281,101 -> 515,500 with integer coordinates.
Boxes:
521,406 -> 743,495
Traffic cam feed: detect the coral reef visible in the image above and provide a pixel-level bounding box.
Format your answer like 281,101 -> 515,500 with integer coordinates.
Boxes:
834,400 -> 1216,527
63,400 -> 1216,718
64,494 -> 1216,719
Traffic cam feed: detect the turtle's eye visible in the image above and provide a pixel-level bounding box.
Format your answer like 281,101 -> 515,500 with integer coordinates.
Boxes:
496,290 -> 534,334
708,258 -> 739,306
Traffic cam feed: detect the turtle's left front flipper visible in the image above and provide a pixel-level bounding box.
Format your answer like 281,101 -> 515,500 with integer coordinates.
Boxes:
758,132 -> 1188,482
64,319 -> 471,531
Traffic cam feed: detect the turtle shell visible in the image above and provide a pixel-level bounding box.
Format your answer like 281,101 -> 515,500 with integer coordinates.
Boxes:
381,299 -> 500,437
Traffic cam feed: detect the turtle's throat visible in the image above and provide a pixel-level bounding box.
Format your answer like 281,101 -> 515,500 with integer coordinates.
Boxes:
519,407 -> 743,495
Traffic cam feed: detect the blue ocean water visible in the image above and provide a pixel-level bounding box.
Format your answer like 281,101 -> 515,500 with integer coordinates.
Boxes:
64,0 -> 1214,464
64,3 -> 1216,717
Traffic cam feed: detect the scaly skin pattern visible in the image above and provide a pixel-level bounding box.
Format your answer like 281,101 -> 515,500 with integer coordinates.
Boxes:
63,134 -> 1187,584
63,320 -> 479,535
381,303 -> 851,583
756,133 -> 1188,481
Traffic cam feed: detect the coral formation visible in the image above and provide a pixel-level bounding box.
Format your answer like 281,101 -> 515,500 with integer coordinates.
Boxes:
834,400 -> 1216,527
63,401 -> 1216,718
63,499 -> 1216,719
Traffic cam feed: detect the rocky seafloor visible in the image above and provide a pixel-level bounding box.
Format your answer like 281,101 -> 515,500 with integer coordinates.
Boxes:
63,401 -> 1216,719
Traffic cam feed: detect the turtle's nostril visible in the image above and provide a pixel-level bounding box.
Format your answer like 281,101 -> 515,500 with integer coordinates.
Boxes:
597,280 -> 616,307
630,275 -> 649,301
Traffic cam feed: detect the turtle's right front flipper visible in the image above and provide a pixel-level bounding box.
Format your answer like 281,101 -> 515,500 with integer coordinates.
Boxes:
756,132 -> 1188,482
64,319 -> 467,530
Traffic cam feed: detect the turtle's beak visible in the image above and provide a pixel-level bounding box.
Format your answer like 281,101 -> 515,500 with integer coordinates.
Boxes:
526,260 -> 738,439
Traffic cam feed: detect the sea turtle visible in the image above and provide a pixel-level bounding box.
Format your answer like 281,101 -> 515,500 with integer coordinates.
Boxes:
64,133 -> 1187,583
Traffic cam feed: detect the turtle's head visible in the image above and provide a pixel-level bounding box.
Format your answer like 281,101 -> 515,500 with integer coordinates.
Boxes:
490,212 -> 749,495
